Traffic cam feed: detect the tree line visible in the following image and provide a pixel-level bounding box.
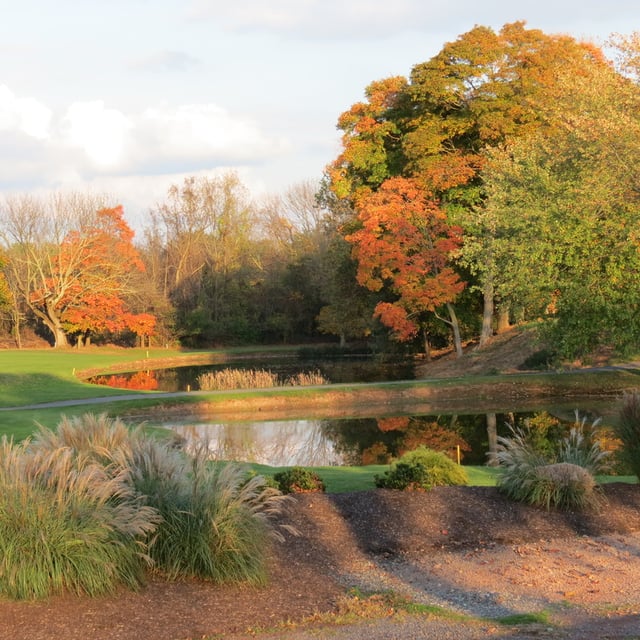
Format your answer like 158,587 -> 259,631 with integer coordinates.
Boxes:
0,22 -> 638,360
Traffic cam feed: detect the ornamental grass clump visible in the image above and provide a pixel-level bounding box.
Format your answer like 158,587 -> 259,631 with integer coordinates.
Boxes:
197,368 -> 327,391
614,391 -> 640,479
136,440 -> 291,584
375,446 -> 468,491
0,413 -> 291,599
496,421 -> 607,511
0,437 -> 158,600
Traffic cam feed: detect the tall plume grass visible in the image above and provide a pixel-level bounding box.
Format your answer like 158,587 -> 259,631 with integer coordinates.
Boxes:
0,436 -> 157,599
496,418 -> 607,511
197,368 -> 327,391
615,391 -> 640,479
0,413 -> 290,599
133,439 -> 292,584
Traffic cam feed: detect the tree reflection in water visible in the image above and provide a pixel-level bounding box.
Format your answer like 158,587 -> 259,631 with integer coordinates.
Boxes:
167,408 -> 613,467
173,420 -> 341,467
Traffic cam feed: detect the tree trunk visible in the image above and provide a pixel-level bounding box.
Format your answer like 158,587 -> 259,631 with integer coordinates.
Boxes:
10,308 -> 22,349
42,300 -> 69,348
478,277 -> 494,348
486,413 -> 498,466
496,306 -> 511,334
422,328 -> 431,361
446,303 -> 464,358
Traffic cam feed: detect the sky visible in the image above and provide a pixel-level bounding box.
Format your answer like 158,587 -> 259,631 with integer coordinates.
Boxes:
0,0 -> 636,231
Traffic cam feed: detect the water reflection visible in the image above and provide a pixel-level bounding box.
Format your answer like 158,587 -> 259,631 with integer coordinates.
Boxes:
172,420 -> 342,467
165,407 -> 616,467
88,356 -> 416,391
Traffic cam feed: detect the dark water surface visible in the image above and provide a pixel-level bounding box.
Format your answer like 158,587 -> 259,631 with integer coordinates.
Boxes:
90,357 -> 622,467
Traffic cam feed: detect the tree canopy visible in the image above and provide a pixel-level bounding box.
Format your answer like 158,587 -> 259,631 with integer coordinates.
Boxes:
329,22 -> 640,358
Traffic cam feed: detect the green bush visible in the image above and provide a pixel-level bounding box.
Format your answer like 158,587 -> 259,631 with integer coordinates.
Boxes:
519,348 -> 556,370
273,466 -> 326,493
496,424 -> 605,511
614,391 -> 640,480
375,447 -> 468,491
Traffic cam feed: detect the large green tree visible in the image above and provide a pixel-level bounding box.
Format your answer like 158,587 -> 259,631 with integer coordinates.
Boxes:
330,21 -> 632,354
477,34 -> 640,357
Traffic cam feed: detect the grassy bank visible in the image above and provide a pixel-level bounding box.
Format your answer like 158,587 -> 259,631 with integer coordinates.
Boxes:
1,347 -> 639,442
247,463 -> 636,492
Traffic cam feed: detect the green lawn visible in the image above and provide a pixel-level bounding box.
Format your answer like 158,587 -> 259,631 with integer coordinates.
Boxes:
250,462 -> 502,492
1,347 -> 638,490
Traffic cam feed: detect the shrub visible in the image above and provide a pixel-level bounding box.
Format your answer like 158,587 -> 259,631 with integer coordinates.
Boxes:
496,424 -> 605,511
273,466 -> 326,493
614,391 -> 640,479
375,446 -> 468,491
519,348 -> 556,370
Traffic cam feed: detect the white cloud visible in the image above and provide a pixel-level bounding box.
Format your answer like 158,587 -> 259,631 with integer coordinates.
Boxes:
187,0 -> 636,41
129,50 -> 201,72
188,0 -> 418,37
0,85 -> 288,198
133,104 -> 284,168
0,84 -> 51,140
62,101 -> 132,167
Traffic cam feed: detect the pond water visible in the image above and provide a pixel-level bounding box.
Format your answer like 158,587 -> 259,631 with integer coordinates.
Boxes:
90,356 -> 624,468
88,355 -> 417,391
161,402 -> 621,468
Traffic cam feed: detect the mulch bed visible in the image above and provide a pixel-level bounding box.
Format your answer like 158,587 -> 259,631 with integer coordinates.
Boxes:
2,483 -> 639,640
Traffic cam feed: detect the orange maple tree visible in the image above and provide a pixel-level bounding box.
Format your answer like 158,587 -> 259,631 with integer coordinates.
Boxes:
345,177 -> 464,342
29,204 -> 155,347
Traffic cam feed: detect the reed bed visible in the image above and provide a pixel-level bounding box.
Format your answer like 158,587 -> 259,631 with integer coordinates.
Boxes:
197,367 -> 327,391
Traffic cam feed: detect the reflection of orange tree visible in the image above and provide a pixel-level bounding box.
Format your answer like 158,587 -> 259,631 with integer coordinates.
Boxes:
361,416 -> 470,464
94,371 -> 159,390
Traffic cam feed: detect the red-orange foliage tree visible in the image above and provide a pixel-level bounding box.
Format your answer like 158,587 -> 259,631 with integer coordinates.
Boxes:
57,206 -> 155,346
1,195 -> 155,347
345,177 -> 465,353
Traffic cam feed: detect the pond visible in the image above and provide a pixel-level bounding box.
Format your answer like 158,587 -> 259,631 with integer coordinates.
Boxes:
89,355 -> 625,468
160,402 -> 621,468
87,354 -> 417,391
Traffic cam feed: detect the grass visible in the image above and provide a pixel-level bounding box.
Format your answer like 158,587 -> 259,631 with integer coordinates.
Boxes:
197,368 -> 327,391
0,434 -> 157,599
250,462 -> 501,492
0,346 -> 637,489
495,611 -> 551,625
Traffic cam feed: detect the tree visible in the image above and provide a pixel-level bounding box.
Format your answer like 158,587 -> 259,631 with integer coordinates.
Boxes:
476,48 -> 640,357
145,173 -> 258,344
330,22 -> 613,348
345,177 -> 465,354
0,195 -> 152,347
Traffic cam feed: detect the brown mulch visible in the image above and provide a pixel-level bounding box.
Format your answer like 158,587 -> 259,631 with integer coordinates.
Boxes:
2,483 -> 640,640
